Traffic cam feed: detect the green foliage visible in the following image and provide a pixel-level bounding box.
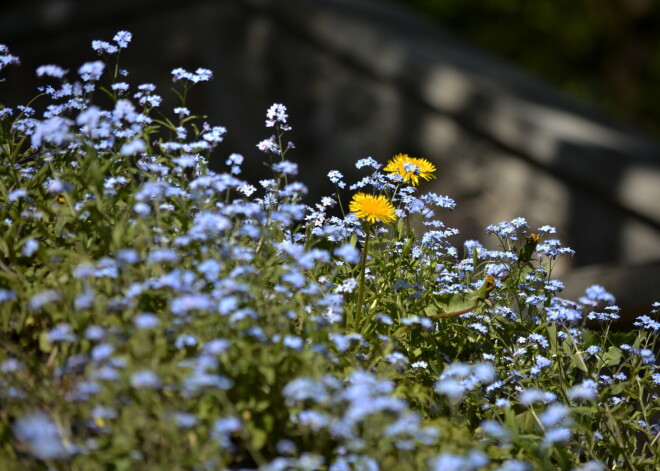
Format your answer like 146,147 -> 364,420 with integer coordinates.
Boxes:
0,33 -> 659,470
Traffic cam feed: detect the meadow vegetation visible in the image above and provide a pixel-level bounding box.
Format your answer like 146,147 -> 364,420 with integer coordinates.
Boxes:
1,32 -> 659,470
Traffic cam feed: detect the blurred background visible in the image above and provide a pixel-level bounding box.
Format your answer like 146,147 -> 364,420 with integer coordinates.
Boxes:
2,0 -> 659,311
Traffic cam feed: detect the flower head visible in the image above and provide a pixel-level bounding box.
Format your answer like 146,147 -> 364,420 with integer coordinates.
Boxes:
113,31 -> 132,48
349,193 -> 396,224
384,153 -> 436,186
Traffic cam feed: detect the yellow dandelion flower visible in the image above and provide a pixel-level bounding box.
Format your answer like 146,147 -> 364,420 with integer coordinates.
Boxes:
384,153 -> 436,186
349,193 -> 396,224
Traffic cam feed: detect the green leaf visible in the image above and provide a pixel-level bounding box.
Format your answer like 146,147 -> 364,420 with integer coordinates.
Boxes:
570,351 -> 589,373
435,292 -> 474,313
546,323 -> 558,355
632,331 -> 647,350
54,213 -> 71,238
608,331 -> 637,347
424,304 -> 438,317
248,426 -> 268,451
550,444 -> 573,469
258,365 -> 276,386
38,331 -> 52,353
0,236 -> 8,258
513,410 -> 538,434
601,346 -> 623,367
582,330 -> 601,348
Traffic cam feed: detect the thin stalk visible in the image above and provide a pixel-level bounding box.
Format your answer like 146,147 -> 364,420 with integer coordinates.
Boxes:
354,226 -> 371,330
335,183 -> 346,218
276,125 -> 289,187
405,209 -> 411,237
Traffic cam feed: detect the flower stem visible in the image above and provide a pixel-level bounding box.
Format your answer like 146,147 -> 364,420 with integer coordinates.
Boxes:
354,226 -> 371,330
405,209 -> 411,237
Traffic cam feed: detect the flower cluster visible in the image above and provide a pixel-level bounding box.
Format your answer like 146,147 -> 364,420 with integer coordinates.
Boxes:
0,32 -> 658,471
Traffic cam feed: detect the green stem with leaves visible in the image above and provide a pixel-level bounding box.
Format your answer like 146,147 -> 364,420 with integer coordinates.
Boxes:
354,225 -> 371,330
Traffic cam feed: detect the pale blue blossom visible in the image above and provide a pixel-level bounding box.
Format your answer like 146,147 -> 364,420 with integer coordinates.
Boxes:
130,370 -> 161,389
21,238 -> 39,257
120,138 -> 146,155
568,380 -> 598,402
113,31 -> 132,48
13,412 -> 71,460
78,60 -> 105,81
